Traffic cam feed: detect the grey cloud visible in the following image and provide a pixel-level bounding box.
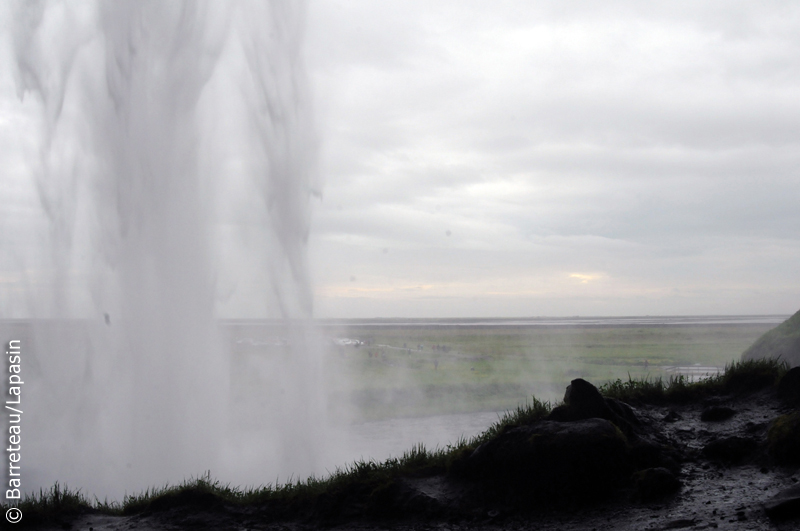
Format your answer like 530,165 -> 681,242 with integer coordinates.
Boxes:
11,1 -> 791,318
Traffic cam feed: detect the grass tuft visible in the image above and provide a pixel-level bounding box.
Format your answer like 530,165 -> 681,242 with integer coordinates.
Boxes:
0,482 -> 110,526
599,358 -> 788,403
476,397 -> 553,442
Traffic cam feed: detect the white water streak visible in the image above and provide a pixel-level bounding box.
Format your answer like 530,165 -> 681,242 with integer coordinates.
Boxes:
8,0 -> 323,499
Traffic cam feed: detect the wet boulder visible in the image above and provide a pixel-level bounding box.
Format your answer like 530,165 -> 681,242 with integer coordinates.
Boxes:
464,418 -> 630,502
777,366 -> 800,406
547,378 -> 638,435
549,378 -> 609,420
764,484 -> 800,521
606,397 -> 640,427
629,439 -> 681,473
767,411 -> 800,465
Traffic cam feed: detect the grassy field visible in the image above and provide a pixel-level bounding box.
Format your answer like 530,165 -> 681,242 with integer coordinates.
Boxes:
316,321 -> 775,419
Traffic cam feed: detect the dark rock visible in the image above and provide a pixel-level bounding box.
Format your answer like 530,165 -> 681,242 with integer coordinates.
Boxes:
545,404 -> 574,422
564,378 -> 610,418
606,397 -> 641,426
464,418 -> 630,502
702,436 -> 758,463
664,410 -> 682,422
778,366 -> 800,405
700,406 -> 736,422
629,439 -> 680,473
767,411 -> 800,465
764,484 -> 800,520
547,378 -> 637,435
632,467 -> 681,502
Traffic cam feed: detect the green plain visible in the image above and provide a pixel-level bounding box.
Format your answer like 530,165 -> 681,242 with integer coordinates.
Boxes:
321,322 -> 774,419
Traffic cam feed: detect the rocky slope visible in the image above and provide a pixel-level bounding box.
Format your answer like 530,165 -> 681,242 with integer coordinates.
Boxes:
743,310 -> 800,367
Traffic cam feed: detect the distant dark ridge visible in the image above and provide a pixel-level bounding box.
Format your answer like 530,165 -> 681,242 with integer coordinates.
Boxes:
742,308 -> 800,366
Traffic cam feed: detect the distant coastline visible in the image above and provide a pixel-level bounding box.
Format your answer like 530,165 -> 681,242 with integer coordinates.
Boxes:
225,314 -> 790,328
2,314 -> 790,329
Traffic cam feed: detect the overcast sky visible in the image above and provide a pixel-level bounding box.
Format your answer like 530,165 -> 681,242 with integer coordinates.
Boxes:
1,1 -> 799,319
302,1 -> 800,318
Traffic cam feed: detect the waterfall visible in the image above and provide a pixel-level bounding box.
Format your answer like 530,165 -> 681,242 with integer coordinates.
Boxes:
7,0 -> 323,499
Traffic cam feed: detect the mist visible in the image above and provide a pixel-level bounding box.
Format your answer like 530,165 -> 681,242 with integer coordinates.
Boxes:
2,1 -> 327,500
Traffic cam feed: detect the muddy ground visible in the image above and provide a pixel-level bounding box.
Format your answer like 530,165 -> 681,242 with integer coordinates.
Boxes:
32,386 -> 800,531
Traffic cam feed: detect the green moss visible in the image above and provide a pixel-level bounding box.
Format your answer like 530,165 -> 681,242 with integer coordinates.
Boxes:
767,411 -> 800,465
611,423 -> 628,444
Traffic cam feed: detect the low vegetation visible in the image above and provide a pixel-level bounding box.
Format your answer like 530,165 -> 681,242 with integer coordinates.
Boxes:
600,358 -> 789,404
317,321 -> 776,419
5,358 -> 792,526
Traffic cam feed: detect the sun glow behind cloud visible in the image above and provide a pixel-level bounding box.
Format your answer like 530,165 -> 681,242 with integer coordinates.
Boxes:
570,273 -> 604,284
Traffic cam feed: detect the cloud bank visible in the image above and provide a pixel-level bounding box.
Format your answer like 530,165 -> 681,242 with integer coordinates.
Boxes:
304,1 -> 800,317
